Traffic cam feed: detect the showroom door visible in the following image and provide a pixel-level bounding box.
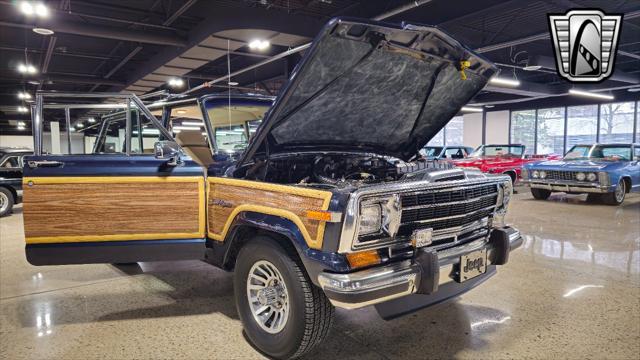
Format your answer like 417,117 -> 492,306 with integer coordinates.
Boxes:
23,94 -> 206,265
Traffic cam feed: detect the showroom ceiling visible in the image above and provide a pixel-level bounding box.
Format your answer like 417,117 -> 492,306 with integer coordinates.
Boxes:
0,0 -> 639,135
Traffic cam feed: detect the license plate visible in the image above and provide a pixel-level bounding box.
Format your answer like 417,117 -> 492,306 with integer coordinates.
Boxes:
411,228 -> 433,248
459,249 -> 487,282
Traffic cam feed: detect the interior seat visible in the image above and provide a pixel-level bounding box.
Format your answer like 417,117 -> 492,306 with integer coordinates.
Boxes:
175,130 -> 214,167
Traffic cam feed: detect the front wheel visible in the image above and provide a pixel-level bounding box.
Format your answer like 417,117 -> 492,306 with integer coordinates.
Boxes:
530,188 -> 551,200
0,187 -> 14,217
234,236 -> 334,359
602,179 -> 626,205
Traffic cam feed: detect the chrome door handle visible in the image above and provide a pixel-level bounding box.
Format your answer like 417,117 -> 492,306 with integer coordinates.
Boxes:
27,160 -> 64,168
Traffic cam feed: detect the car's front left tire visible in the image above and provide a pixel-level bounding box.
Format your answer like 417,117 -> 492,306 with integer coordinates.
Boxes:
530,188 -> 551,200
602,179 -> 626,205
0,187 -> 14,217
234,235 -> 334,359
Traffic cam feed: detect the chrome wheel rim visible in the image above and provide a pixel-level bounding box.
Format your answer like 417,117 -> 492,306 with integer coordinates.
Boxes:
0,192 -> 8,213
615,181 -> 625,203
246,260 -> 289,334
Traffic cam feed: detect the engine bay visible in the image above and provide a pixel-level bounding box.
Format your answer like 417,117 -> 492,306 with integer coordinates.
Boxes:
240,153 -> 455,189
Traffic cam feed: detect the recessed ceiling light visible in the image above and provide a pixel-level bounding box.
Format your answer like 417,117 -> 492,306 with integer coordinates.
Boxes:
176,110 -> 187,114
489,77 -> 521,87
17,126 -> 26,130
248,39 -> 270,51
17,106 -> 28,113
33,27 -> 54,35
167,78 -> 184,88
20,1 -> 34,15
17,121 -> 26,126
27,80 -> 40,85
228,81 -> 239,86
87,117 -> 96,123
17,92 -> 31,100
76,123 -> 84,128
34,3 -> 48,17
17,63 -> 37,74
568,89 -> 614,100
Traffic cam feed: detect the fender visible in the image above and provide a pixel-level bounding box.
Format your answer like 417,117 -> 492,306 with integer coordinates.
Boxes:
205,211 -> 350,285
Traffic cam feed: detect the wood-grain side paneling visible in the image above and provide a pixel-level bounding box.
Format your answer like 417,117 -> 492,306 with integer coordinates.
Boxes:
207,178 -> 333,249
23,177 -> 205,244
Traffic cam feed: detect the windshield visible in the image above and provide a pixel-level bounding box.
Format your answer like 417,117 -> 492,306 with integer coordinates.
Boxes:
564,145 -> 632,161
420,146 -> 443,157
205,99 -> 271,152
470,145 -> 524,158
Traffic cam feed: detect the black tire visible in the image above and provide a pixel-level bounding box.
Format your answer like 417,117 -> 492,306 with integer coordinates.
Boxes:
602,179 -> 626,205
530,188 -> 551,200
586,194 -> 602,203
0,187 -> 14,217
234,236 -> 334,359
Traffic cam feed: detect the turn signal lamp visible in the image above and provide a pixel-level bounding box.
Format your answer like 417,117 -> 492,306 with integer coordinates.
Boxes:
346,250 -> 381,269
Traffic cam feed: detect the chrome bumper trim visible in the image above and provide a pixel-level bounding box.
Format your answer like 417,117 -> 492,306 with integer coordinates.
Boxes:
319,227 -> 522,309
525,180 -> 610,193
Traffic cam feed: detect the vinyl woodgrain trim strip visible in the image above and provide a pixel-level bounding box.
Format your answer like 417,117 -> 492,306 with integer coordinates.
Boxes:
24,176 -> 206,244
206,177 -> 333,249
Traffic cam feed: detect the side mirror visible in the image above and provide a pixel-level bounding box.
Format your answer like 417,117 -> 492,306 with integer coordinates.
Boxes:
154,141 -> 182,166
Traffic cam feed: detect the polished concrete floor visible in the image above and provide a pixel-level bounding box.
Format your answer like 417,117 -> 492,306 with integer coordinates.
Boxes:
1,189 -> 639,359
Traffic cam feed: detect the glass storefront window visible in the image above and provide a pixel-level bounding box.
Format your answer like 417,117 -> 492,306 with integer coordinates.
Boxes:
599,102 -> 635,144
567,105 -> 598,150
510,110 -> 535,154
445,116 -> 463,145
536,107 -> 565,155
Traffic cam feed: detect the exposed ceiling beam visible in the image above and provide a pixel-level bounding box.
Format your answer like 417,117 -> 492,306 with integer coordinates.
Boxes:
474,9 -> 640,54
0,19 -> 187,47
0,46 -> 121,61
526,55 -> 640,84
0,73 -> 126,87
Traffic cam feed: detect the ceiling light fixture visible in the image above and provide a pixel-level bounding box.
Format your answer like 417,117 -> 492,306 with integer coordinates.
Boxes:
248,39 -> 270,51
17,106 -> 29,113
87,117 -> 96,123
17,125 -> 26,130
181,121 -> 203,127
76,123 -> 84,128
17,63 -> 37,74
167,78 -> 184,88
17,92 -> 32,100
489,77 -> 521,87
627,88 -> 640,93
176,110 -> 187,114
20,2 -> 48,17
461,106 -> 484,113
484,105 -> 495,108
523,65 -> 542,71
228,81 -> 239,86
173,125 -> 201,131
33,27 -> 54,35
17,121 -> 26,127
568,89 -> 614,100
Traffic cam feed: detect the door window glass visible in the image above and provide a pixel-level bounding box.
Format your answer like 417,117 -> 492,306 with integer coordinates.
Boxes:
0,156 -> 21,168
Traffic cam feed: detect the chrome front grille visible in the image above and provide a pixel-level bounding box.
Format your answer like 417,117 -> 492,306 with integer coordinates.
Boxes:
545,170 -> 575,181
397,183 -> 498,237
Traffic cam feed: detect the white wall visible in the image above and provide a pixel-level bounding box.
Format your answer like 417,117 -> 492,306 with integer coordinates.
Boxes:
485,110 -> 510,144
0,135 -> 33,149
462,113 -> 483,148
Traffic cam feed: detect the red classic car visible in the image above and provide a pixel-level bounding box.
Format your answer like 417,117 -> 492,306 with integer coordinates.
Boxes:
452,144 -> 561,183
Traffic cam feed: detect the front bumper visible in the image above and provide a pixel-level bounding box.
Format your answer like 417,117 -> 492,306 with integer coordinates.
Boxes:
523,179 -> 611,193
318,227 -> 522,311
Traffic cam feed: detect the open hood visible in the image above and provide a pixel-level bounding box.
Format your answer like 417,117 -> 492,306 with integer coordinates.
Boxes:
238,18 -> 497,166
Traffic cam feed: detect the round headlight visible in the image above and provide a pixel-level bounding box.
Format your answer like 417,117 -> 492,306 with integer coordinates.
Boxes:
532,170 -> 540,178
587,172 -> 597,182
576,172 -> 586,181
539,171 -> 547,179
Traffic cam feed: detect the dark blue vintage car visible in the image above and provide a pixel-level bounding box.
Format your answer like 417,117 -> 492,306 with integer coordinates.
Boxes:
522,144 -> 640,205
